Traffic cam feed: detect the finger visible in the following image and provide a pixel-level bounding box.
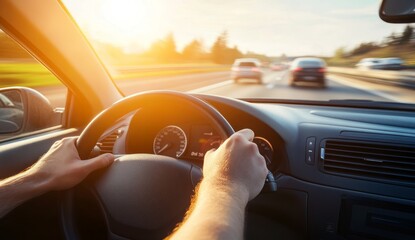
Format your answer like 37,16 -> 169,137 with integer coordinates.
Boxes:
235,128 -> 254,142
49,136 -> 79,152
204,148 -> 216,158
51,137 -> 77,149
58,136 -> 78,144
82,153 -> 115,173
59,137 -> 81,159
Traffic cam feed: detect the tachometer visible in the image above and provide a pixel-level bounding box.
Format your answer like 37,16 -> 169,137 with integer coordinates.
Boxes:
253,137 -> 274,166
153,125 -> 187,158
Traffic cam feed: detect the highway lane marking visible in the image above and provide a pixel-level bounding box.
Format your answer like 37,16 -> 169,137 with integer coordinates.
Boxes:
188,80 -> 233,93
266,76 -> 283,88
266,71 -> 288,89
266,83 -> 275,89
328,75 -> 404,103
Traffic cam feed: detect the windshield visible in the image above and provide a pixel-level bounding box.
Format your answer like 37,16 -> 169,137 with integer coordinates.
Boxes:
296,60 -> 325,68
62,0 -> 415,104
238,62 -> 257,67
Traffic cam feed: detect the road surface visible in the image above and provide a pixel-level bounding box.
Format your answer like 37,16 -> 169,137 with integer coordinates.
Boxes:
34,69 -> 415,108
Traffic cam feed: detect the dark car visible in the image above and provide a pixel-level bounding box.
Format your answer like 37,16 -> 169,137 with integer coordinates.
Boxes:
289,57 -> 326,87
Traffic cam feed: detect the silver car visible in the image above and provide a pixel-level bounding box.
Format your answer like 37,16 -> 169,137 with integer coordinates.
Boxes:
231,58 -> 263,84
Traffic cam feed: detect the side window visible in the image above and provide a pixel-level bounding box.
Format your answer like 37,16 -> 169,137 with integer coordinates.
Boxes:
0,30 -> 66,141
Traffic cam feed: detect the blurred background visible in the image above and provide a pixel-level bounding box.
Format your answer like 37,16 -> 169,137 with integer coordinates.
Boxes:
1,0 -> 415,108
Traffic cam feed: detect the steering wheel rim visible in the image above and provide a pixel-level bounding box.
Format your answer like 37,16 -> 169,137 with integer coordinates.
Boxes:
61,90 -> 235,240
77,90 -> 234,159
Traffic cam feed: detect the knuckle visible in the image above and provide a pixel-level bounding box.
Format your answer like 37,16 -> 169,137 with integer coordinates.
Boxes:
242,128 -> 254,135
52,139 -> 63,146
60,138 -> 74,146
232,134 -> 244,143
205,148 -> 216,156
224,136 -> 235,147
251,141 -> 259,149
247,142 -> 259,152
61,137 -> 72,142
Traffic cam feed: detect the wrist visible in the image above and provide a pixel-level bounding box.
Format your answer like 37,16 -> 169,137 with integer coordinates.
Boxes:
199,177 -> 250,207
172,178 -> 248,239
23,168 -> 53,194
0,168 -> 51,218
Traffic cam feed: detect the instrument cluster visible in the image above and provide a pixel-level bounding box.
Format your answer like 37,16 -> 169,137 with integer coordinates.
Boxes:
152,124 -> 275,167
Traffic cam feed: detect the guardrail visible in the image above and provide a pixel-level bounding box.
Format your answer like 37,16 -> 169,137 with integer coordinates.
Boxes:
115,64 -> 230,74
328,67 -> 415,88
106,64 -> 231,80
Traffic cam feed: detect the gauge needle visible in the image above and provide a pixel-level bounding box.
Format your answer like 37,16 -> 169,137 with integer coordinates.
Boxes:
264,155 -> 272,165
157,143 -> 170,154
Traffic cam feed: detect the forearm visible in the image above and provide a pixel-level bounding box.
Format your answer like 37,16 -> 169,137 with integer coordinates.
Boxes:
0,170 -> 50,218
0,138 -> 114,219
169,180 -> 249,240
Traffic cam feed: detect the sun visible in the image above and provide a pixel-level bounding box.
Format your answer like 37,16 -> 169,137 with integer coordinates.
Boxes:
63,0 -> 165,51
100,0 -> 150,33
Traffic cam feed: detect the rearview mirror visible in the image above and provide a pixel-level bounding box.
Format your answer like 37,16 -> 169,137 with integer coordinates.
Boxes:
380,0 -> 415,23
0,87 -> 62,139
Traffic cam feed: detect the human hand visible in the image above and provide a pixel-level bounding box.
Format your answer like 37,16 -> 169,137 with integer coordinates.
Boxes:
203,129 -> 268,201
27,137 -> 114,191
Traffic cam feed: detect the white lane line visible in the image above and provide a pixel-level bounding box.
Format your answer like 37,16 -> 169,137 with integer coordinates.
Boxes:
328,74 -> 404,103
266,76 -> 282,88
266,71 -> 288,89
266,83 -> 275,89
188,80 -> 233,93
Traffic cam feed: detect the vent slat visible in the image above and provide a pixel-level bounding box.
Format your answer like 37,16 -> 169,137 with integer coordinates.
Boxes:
324,158 -> 415,174
322,139 -> 415,184
325,153 -> 415,167
326,142 -> 415,154
324,165 -> 415,181
325,148 -> 415,161
97,129 -> 123,154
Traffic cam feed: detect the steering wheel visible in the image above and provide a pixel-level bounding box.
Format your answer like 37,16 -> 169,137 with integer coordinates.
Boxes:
60,91 -> 235,239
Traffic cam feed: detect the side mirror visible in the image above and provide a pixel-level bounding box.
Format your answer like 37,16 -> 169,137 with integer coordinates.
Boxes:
380,0 -> 415,23
0,87 -> 62,138
0,89 -> 24,133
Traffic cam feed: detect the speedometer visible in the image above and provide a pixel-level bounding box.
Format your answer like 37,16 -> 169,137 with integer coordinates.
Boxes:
153,125 -> 187,158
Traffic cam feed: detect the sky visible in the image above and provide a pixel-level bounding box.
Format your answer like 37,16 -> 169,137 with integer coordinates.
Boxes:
63,0 -> 406,57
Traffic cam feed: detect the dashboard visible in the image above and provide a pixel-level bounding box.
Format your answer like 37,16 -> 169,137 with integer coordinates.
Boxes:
102,94 -> 415,240
118,99 -> 283,172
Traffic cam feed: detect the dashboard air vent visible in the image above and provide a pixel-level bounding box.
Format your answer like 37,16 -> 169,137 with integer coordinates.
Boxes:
322,139 -> 415,183
97,129 -> 123,154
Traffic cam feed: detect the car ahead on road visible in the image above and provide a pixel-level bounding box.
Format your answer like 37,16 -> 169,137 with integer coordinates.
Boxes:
270,62 -> 288,71
0,1 -> 415,240
355,58 -> 382,69
380,57 -> 404,70
231,58 -> 263,84
356,57 -> 404,70
289,57 -> 326,87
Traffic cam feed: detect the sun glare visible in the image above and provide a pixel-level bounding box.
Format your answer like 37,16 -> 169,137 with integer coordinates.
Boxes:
95,0 -> 157,46
63,0 -> 169,52
101,0 -> 144,30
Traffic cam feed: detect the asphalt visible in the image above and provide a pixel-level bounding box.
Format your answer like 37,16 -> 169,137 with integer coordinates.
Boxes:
34,69 -> 415,108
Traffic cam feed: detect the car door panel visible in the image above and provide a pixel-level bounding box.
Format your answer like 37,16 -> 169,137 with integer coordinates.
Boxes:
0,128 -> 80,179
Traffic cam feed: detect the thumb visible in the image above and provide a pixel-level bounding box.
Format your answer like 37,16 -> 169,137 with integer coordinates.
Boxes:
82,153 -> 115,173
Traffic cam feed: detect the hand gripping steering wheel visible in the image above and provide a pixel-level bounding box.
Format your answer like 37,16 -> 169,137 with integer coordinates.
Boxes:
60,91 -> 275,240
